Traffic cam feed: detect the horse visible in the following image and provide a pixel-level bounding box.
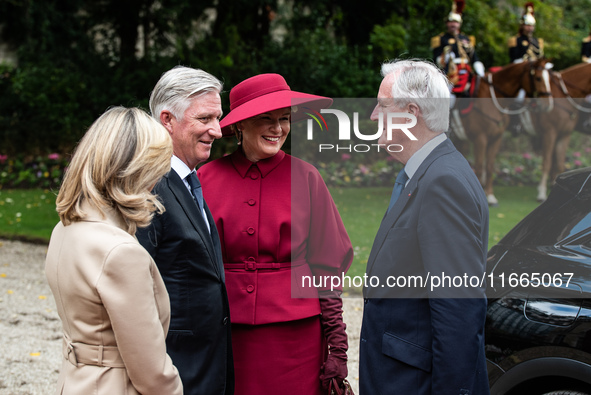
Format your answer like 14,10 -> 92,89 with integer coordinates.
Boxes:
531,62 -> 591,202
452,58 -> 552,206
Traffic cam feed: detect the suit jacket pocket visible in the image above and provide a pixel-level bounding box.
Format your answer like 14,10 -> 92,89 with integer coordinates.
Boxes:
382,332 -> 432,373
166,329 -> 196,357
167,329 -> 194,337
385,226 -> 410,240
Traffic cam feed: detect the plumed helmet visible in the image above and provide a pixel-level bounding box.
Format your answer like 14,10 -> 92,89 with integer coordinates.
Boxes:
521,2 -> 536,26
447,0 -> 464,23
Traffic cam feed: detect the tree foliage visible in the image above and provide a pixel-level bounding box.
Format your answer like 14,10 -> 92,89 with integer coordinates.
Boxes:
0,0 -> 589,156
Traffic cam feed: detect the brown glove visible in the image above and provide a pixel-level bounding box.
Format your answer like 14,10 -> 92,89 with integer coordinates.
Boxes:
319,295 -> 348,391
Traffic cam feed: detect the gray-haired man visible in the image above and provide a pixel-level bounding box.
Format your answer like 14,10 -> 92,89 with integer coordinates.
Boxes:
137,66 -> 234,395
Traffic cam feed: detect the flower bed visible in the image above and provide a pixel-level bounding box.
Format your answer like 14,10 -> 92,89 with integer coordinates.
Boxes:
0,153 -> 68,189
2,135 -> 590,190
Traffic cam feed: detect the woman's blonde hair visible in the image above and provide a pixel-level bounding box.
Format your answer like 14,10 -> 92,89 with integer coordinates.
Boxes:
56,106 -> 173,234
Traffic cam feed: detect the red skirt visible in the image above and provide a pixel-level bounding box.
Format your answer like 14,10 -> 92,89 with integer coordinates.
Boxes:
231,316 -> 325,395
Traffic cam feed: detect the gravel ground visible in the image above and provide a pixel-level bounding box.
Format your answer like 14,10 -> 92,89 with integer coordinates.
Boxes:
0,239 -> 363,395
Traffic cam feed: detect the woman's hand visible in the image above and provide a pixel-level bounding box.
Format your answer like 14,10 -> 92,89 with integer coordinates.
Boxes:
319,296 -> 348,390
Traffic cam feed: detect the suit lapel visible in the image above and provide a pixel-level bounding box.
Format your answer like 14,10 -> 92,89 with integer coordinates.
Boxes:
167,171 -> 223,279
203,201 -> 225,280
366,139 -> 456,275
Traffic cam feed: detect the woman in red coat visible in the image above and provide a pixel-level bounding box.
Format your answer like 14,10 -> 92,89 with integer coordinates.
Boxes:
198,73 -> 353,394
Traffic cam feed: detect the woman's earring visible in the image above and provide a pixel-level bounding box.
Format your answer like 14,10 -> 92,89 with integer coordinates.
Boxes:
237,130 -> 243,145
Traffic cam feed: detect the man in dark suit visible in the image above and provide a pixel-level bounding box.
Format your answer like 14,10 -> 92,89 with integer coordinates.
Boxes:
359,59 -> 490,395
136,66 -> 234,395
508,3 -> 544,63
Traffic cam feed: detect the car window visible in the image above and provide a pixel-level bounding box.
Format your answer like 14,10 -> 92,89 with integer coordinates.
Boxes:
533,201 -> 591,246
569,212 -> 591,239
563,231 -> 591,258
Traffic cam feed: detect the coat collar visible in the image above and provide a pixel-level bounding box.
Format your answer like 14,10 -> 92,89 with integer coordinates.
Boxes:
164,170 -> 223,279
79,200 -> 130,234
166,170 -> 211,234
404,133 -> 447,180
170,155 -> 193,181
230,148 -> 286,178
384,138 -> 455,225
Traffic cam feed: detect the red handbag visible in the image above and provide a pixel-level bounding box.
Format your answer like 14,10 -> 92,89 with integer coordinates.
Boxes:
328,378 -> 354,395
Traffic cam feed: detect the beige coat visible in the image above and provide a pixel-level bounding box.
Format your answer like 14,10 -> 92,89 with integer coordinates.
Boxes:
45,203 -> 182,395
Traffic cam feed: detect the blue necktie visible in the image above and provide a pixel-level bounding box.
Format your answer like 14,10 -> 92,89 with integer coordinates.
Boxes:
186,172 -> 204,212
387,168 -> 409,212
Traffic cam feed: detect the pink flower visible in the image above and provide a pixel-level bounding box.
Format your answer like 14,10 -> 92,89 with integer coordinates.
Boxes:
573,151 -> 581,158
575,160 -> 582,167
0,154 -> 7,163
522,152 -> 532,160
515,166 -> 523,173
48,153 -> 60,160
586,147 -> 591,153
359,165 -> 369,175
341,153 -> 351,161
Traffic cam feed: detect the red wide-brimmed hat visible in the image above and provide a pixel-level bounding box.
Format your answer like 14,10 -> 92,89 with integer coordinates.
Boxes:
220,73 -> 333,136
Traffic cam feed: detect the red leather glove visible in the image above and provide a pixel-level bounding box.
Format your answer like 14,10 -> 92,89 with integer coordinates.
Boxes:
319,295 -> 348,390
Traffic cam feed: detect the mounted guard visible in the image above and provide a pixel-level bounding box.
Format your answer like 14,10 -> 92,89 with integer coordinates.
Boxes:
508,3 -> 544,63
432,1 -> 485,142
457,58 -> 552,207
507,2 -> 548,135
431,0 -> 485,97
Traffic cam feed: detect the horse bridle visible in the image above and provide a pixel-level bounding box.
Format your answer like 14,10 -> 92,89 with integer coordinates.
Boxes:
485,61 -> 551,98
526,62 -> 552,99
483,61 -> 553,114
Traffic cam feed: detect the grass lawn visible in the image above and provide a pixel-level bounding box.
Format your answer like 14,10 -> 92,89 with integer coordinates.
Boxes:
0,189 -> 59,243
331,186 -> 540,282
0,186 -> 540,281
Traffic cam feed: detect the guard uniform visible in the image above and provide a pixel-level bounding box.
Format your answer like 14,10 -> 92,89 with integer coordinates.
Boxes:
582,35 -> 591,62
432,32 -> 478,65
432,32 -> 478,91
509,34 -> 544,62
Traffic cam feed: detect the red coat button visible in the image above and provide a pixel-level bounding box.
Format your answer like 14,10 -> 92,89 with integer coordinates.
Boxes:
248,199 -> 256,206
250,173 -> 259,180
246,285 -> 255,293
247,227 -> 255,235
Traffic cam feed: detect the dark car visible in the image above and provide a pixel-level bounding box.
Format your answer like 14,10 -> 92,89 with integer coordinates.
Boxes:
485,167 -> 591,395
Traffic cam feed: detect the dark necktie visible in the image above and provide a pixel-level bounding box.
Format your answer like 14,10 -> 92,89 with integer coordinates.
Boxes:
387,168 -> 409,213
186,172 -> 204,212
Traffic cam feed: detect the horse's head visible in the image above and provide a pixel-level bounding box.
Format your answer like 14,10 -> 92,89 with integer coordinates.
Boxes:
487,59 -> 553,109
522,58 -> 553,112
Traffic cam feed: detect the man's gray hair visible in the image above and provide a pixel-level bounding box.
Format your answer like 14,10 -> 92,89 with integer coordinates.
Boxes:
381,59 -> 451,133
149,66 -> 223,123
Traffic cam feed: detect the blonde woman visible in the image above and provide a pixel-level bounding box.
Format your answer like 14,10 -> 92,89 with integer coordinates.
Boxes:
45,107 -> 183,395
